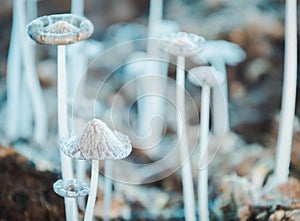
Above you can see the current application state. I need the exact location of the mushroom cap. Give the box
[27,13,94,45]
[160,32,206,57]
[192,40,246,66]
[53,179,89,198]
[188,66,225,87]
[61,119,132,160]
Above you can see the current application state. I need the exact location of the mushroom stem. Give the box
[138,0,164,140]
[274,0,297,185]
[18,0,47,144]
[57,45,78,221]
[211,58,229,135]
[104,160,113,221]
[198,84,210,221]
[76,160,87,211]
[71,0,84,16]
[84,160,99,221]
[19,83,32,138]
[6,0,22,142]
[176,55,196,221]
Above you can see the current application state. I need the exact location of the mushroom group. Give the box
[27,13,94,221]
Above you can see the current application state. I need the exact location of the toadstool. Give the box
[188,65,225,221]
[61,118,132,221]
[192,40,246,135]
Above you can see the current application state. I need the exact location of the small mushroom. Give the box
[61,119,131,160]
[188,66,225,221]
[61,118,132,221]
[160,31,206,221]
[188,66,225,88]
[161,32,205,57]
[53,178,89,198]
[192,40,246,135]
[27,13,93,45]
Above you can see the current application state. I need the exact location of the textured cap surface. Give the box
[160,32,205,57]
[61,119,132,160]
[27,13,94,45]
[53,179,89,198]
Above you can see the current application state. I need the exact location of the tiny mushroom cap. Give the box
[53,179,89,198]
[27,13,94,45]
[188,66,225,87]
[160,32,206,57]
[61,119,132,160]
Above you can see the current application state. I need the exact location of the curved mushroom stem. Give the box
[84,160,99,221]
[104,160,113,221]
[176,55,196,221]
[198,84,211,221]
[57,45,78,221]
[274,0,297,185]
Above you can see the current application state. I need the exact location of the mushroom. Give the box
[27,13,94,221]
[53,178,89,198]
[274,0,297,185]
[188,66,225,221]
[160,32,205,221]
[61,118,132,221]
[192,40,246,135]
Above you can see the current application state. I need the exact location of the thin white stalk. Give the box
[138,0,164,140]
[176,56,196,221]
[198,85,210,221]
[211,58,229,135]
[19,0,38,139]
[18,0,47,144]
[69,0,85,103]
[84,160,99,221]
[57,45,78,221]
[71,0,84,16]
[148,0,163,34]
[26,0,38,22]
[76,160,87,211]
[6,0,22,142]
[19,82,33,138]
[104,160,113,221]
[274,0,297,185]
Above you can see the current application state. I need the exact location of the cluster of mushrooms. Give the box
[27,14,132,221]
[9,0,296,220]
